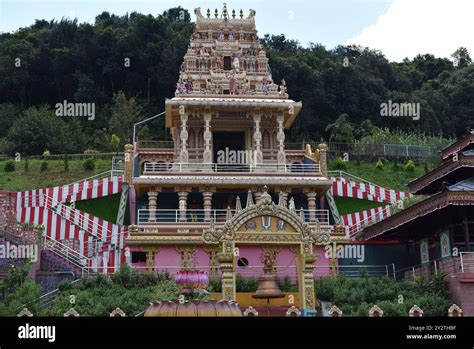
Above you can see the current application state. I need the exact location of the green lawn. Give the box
[0,158,112,191]
[328,158,440,191]
[334,197,385,216]
[74,193,121,223]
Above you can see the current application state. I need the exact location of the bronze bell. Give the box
[252,254,284,300]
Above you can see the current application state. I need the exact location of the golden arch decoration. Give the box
[202,187,329,310]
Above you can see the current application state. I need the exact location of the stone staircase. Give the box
[0,234,80,293]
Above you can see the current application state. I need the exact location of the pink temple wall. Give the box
[129,245,332,279]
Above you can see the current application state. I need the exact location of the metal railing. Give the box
[143,162,320,174]
[460,252,474,273]
[328,170,378,187]
[314,264,396,278]
[77,169,123,183]
[43,235,90,271]
[137,208,330,225]
[306,141,440,159]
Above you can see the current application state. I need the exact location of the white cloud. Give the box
[345,0,474,62]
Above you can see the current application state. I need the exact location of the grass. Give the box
[334,197,385,216]
[328,158,440,191]
[0,158,112,191]
[74,193,121,222]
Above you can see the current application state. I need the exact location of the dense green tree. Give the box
[0,8,472,155]
[6,106,79,155]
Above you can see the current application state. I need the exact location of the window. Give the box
[224,56,232,70]
[132,252,147,263]
[237,257,249,267]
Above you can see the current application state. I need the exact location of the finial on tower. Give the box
[223,3,228,20]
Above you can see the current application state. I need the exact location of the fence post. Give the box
[406,145,409,157]
[461,253,464,273]
[392,264,396,280]
[412,267,416,282]
[434,260,438,275]
[385,265,389,278]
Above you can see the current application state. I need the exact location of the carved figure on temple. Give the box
[229,31,235,41]
[262,79,270,94]
[218,30,224,41]
[185,80,193,93]
[228,72,236,94]
[279,79,287,96]
[233,56,240,70]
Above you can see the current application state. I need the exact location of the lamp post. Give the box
[132,111,166,145]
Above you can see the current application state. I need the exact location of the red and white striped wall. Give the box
[15,176,126,272]
[331,177,409,204]
[341,205,392,229]
[16,176,123,207]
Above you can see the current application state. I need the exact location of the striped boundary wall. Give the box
[341,205,392,229]
[331,177,409,204]
[17,176,123,207]
[330,177,410,238]
[15,176,127,273]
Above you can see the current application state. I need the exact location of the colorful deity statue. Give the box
[279,79,287,96]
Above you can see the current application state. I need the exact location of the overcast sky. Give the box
[0,0,473,62]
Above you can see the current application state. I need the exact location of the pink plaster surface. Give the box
[129,244,332,279]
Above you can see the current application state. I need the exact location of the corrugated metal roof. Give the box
[448,177,474,191]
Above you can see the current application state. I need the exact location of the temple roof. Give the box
[172,4,290,100]
[364,191,474,241]
[448,177,474,191]
[441,131,474,160]
[409,135,474,195]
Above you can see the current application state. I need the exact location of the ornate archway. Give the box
[203,188,330,310]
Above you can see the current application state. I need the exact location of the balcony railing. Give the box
[137,140,175,149]
[143,162,320,174]
[137,209,330,225]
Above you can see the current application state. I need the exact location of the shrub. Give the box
[64,154,69,172]
[83,158,96,171]
[40,161,48,171]
[334,157,347,170]
[405,160,415,172]
[375,159,383,170]
[235,274,259,292]
[208,277,222,293]
[424,162,429,174]
[4,160,15,172]
[42,149,50,157]
[392,161,400,171]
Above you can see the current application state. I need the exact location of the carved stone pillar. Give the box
[219,240,236,301]
[305,191,317,222]
[179,108,189,163]
[203,111,212,164]
[297,242,318,310]
[204,245,220,277]
[318,143,328,177]
[147,191,158,222]
[124,144,134,184]
[178,190,189,222]
[141,246,158,272]
[253,113,263,165]
[202,191,214,222]
[276,113,286,166]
